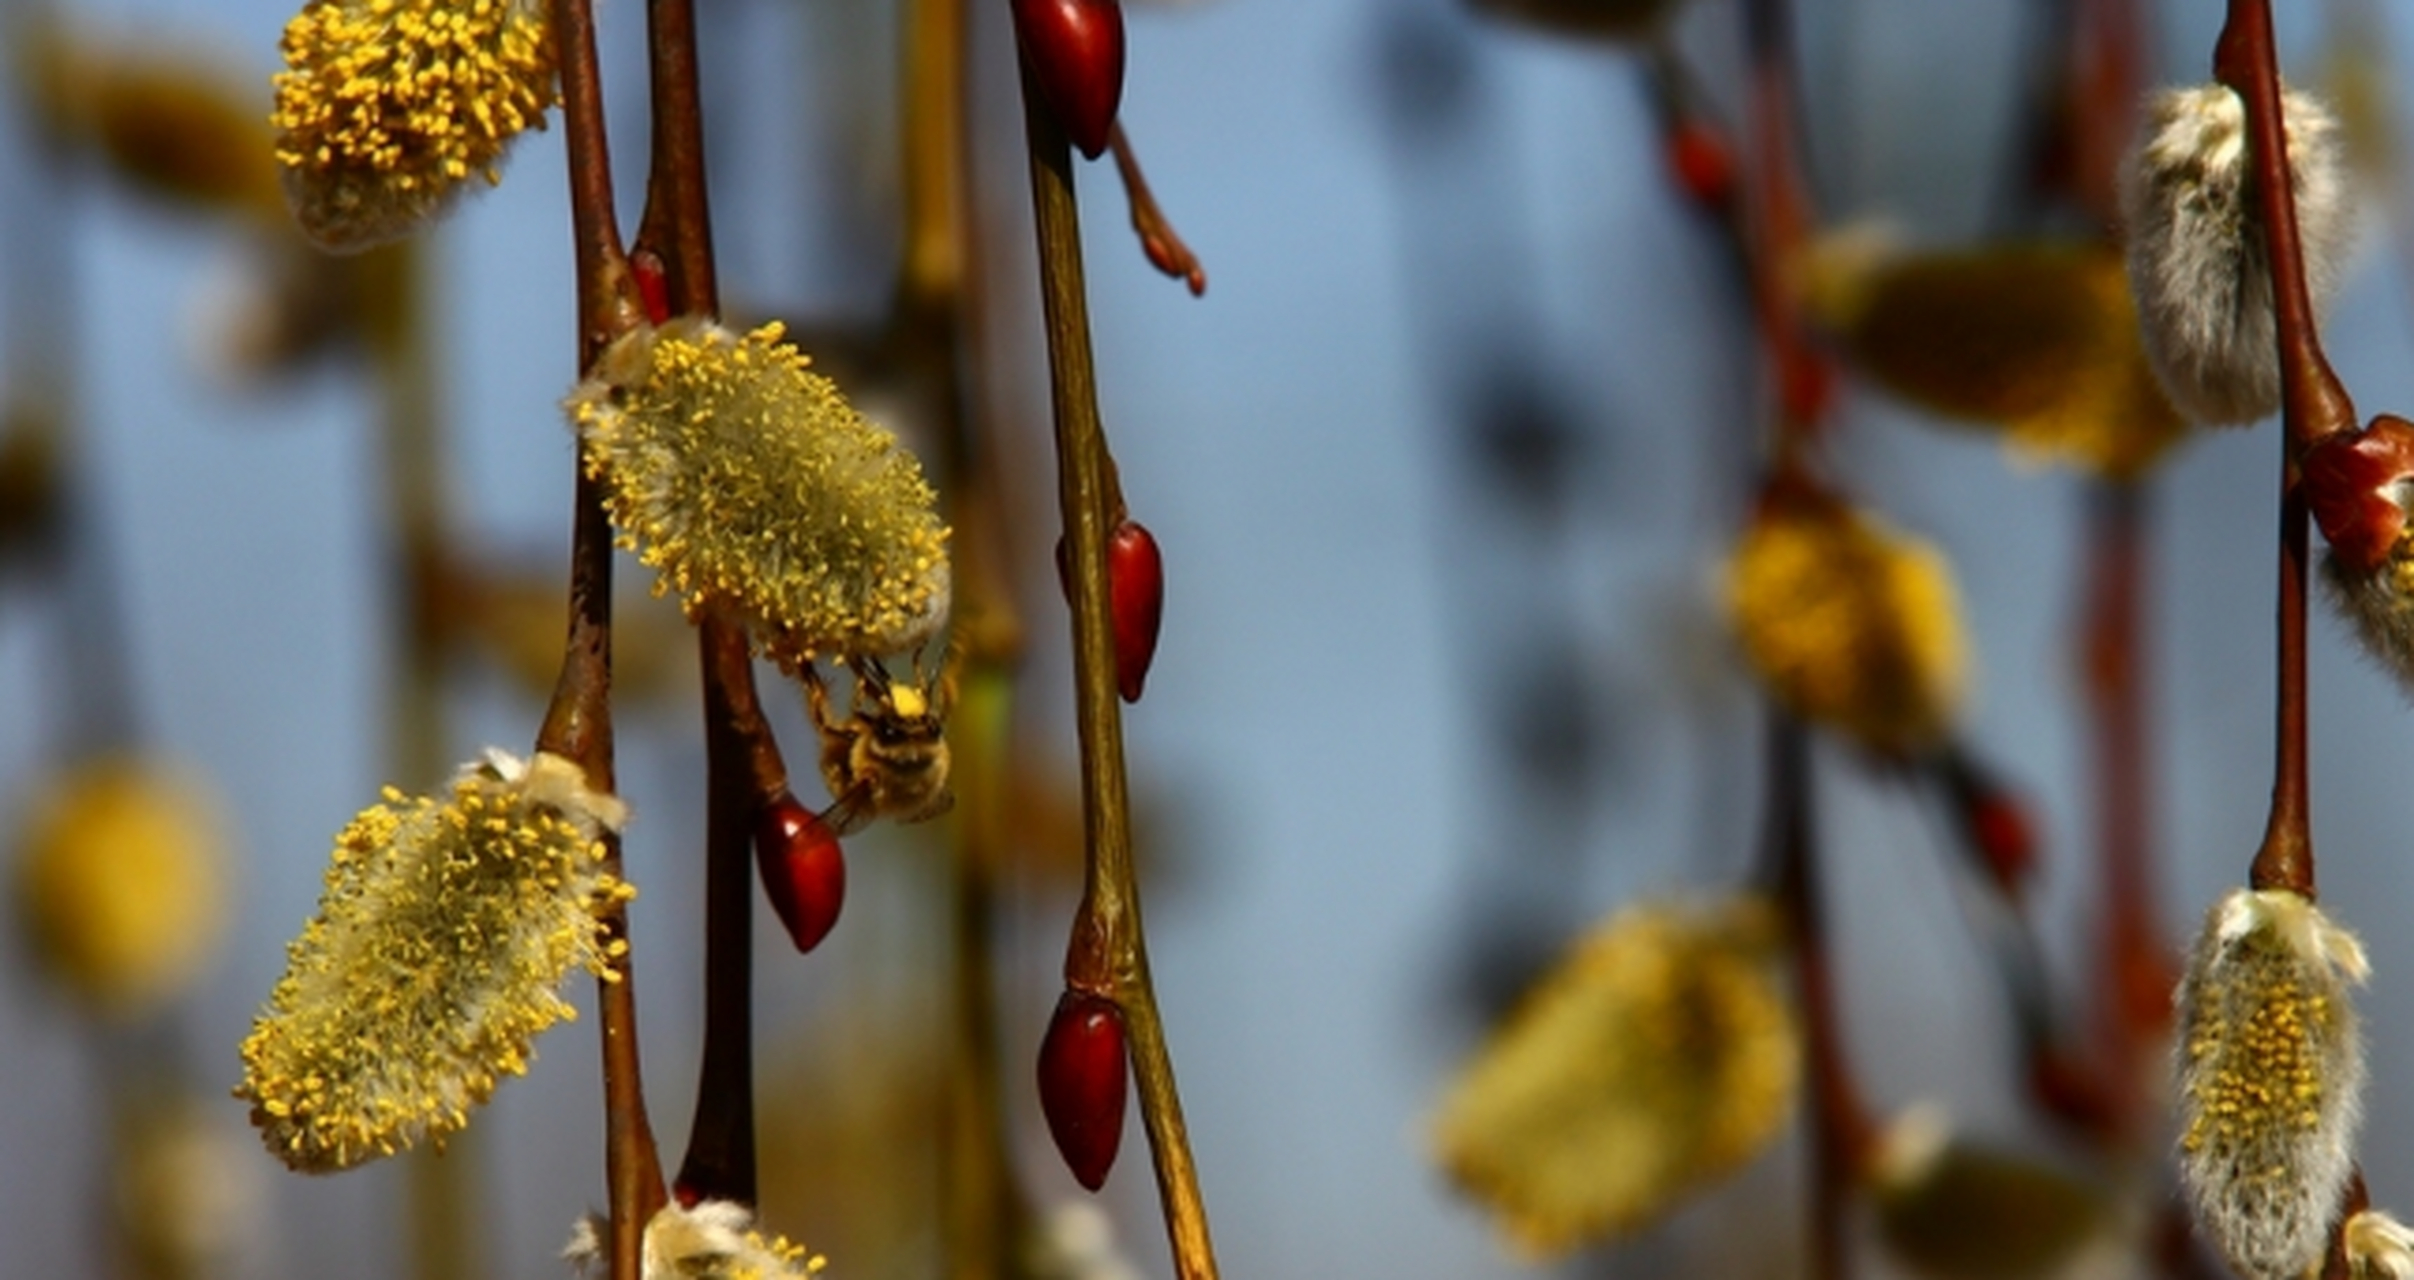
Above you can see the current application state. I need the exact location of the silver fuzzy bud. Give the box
[2121,84,2353,426]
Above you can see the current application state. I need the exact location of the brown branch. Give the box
[2213,0,2352,899]
[1019,60,1222,1280]
[1769,712,1871,1280]
[538,0,659,1271]
[623,0,786,1211]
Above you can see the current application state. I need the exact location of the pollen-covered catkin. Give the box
[2175,888,2369,1280]
[271,0,556,251]
[569,318,952,667]
[2121,83,2352,426]
[564,1200,826,1280]
[236,750,630,1172]
[2323,545,2414,696]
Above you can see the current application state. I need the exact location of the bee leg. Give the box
[802,661,842,734]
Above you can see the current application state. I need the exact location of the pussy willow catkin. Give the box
[271,0,556,251]
[569,318,952,667]
[2175,888,2369,1280]
[2121,83,2351,426]
[236,750,628,1172]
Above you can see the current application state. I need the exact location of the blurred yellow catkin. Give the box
[570,319,952,667]
[1726,490,1968,755]
[236,750,629,1172]
[12,757,229,1019]
[271,0,557,251]
[1806,236,2190,480]
[1430,897,1799,1258]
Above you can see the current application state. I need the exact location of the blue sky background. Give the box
[8,2,2414,1278]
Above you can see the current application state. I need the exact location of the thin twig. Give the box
[538,0,660,1270]
[1107,125,1206,296]
[2213,0,2353,898]
[1018,59,1222,1280]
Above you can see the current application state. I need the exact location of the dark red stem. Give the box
[538,0,659,1270]
[2213,0,2347,900]
[1770,713,1871,1280]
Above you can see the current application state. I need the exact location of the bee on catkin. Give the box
[271,0,557,251]
[2175,888,2369,1280]
[2121,83,2353,426]
[236,750,630,1172]
[569,319,952,668]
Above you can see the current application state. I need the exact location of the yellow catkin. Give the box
[12,757,229,1019]
[566,1201,828,1280]
[1430,897,1799,1259]
[569,318,953,667]
[1726,492,1968,754]
[235,750,630,1172]
[270,0,556,251]
[2175,888,2368,1280]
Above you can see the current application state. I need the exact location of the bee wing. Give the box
[904,787,956,826]
[816,785,879,838]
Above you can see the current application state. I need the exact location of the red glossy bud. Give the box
[1012,0,1126,160]
[1037,989,1128,1191]
[631,248,673,325]
[1056,520,1166,703]
[754,792,845,953]
[1106,521,1164,702]
[2301,414,2414,574]
[1664,119,1735,213]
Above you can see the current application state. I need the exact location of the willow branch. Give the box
[1019,63,1222,1280]
[1769,712,1870,1280]
[539,0,659,1270]
[2214,0,2351,899]
[622,0,784,1210]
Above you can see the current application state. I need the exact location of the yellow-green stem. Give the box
[1017,57,1222,1280]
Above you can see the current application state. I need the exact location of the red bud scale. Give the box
[1012,0,1126,160]
[1038,989,1129,1191]
[2302,414,2414,574]
[754,791,845,953]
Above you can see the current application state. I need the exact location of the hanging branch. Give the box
[1017,59,1223,1280]
[1767,713,1873,1280]
[623,0,787,1211]
[2213,0,2357,899]
[537,0,661,1271]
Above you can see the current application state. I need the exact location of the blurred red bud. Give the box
[754,792,845,953]
[1664,119,1736,212]
[1013,0,1125,159]
[1038,989,1129,1191]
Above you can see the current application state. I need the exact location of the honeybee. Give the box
[802,652,954,835]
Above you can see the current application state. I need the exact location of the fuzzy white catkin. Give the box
[2322,548,2414,696]
[2174,888,2369,1280]
[2121,83,2354,426]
